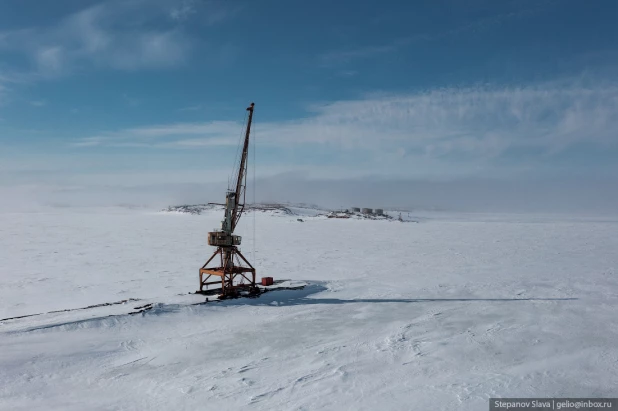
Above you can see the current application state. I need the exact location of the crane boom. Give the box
[231,102,254,232]
[208,103,255,247]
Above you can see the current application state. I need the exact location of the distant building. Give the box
[375,208,384,215]
[361,208,373,214]
[350,207,361,213]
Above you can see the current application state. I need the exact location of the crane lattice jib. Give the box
[230,102,254,233]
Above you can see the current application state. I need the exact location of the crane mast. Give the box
[221,102,254,237]
[199,103,257,298]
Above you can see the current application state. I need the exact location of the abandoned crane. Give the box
[199,103,258,297]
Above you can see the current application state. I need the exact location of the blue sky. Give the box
[1,0,617,209]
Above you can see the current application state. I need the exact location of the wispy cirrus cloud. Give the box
[0,70,33,106]
[0,0,234,79]
[0,2,187,75]
[71,79,618,160]
[70,120,245,147]
[170,0,198,21]
[170,0,236,24]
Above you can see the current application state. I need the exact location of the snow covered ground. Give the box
[1,206,617,410]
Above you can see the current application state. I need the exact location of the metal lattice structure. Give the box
[199,103,258,298]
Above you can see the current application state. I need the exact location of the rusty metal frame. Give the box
[199,246,256,297]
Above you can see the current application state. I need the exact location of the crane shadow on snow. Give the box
[8,282,576,334]
[217,282,577,308]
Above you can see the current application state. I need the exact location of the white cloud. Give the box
[170,0,197,21]
[34,46,65,73]
[130,121,241,137]
[71,120,245,147]
[159,137,241,147]
[60,1,192,71]
[72,79,618,158]
[0,0,233,76]
[0,71,29,106]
